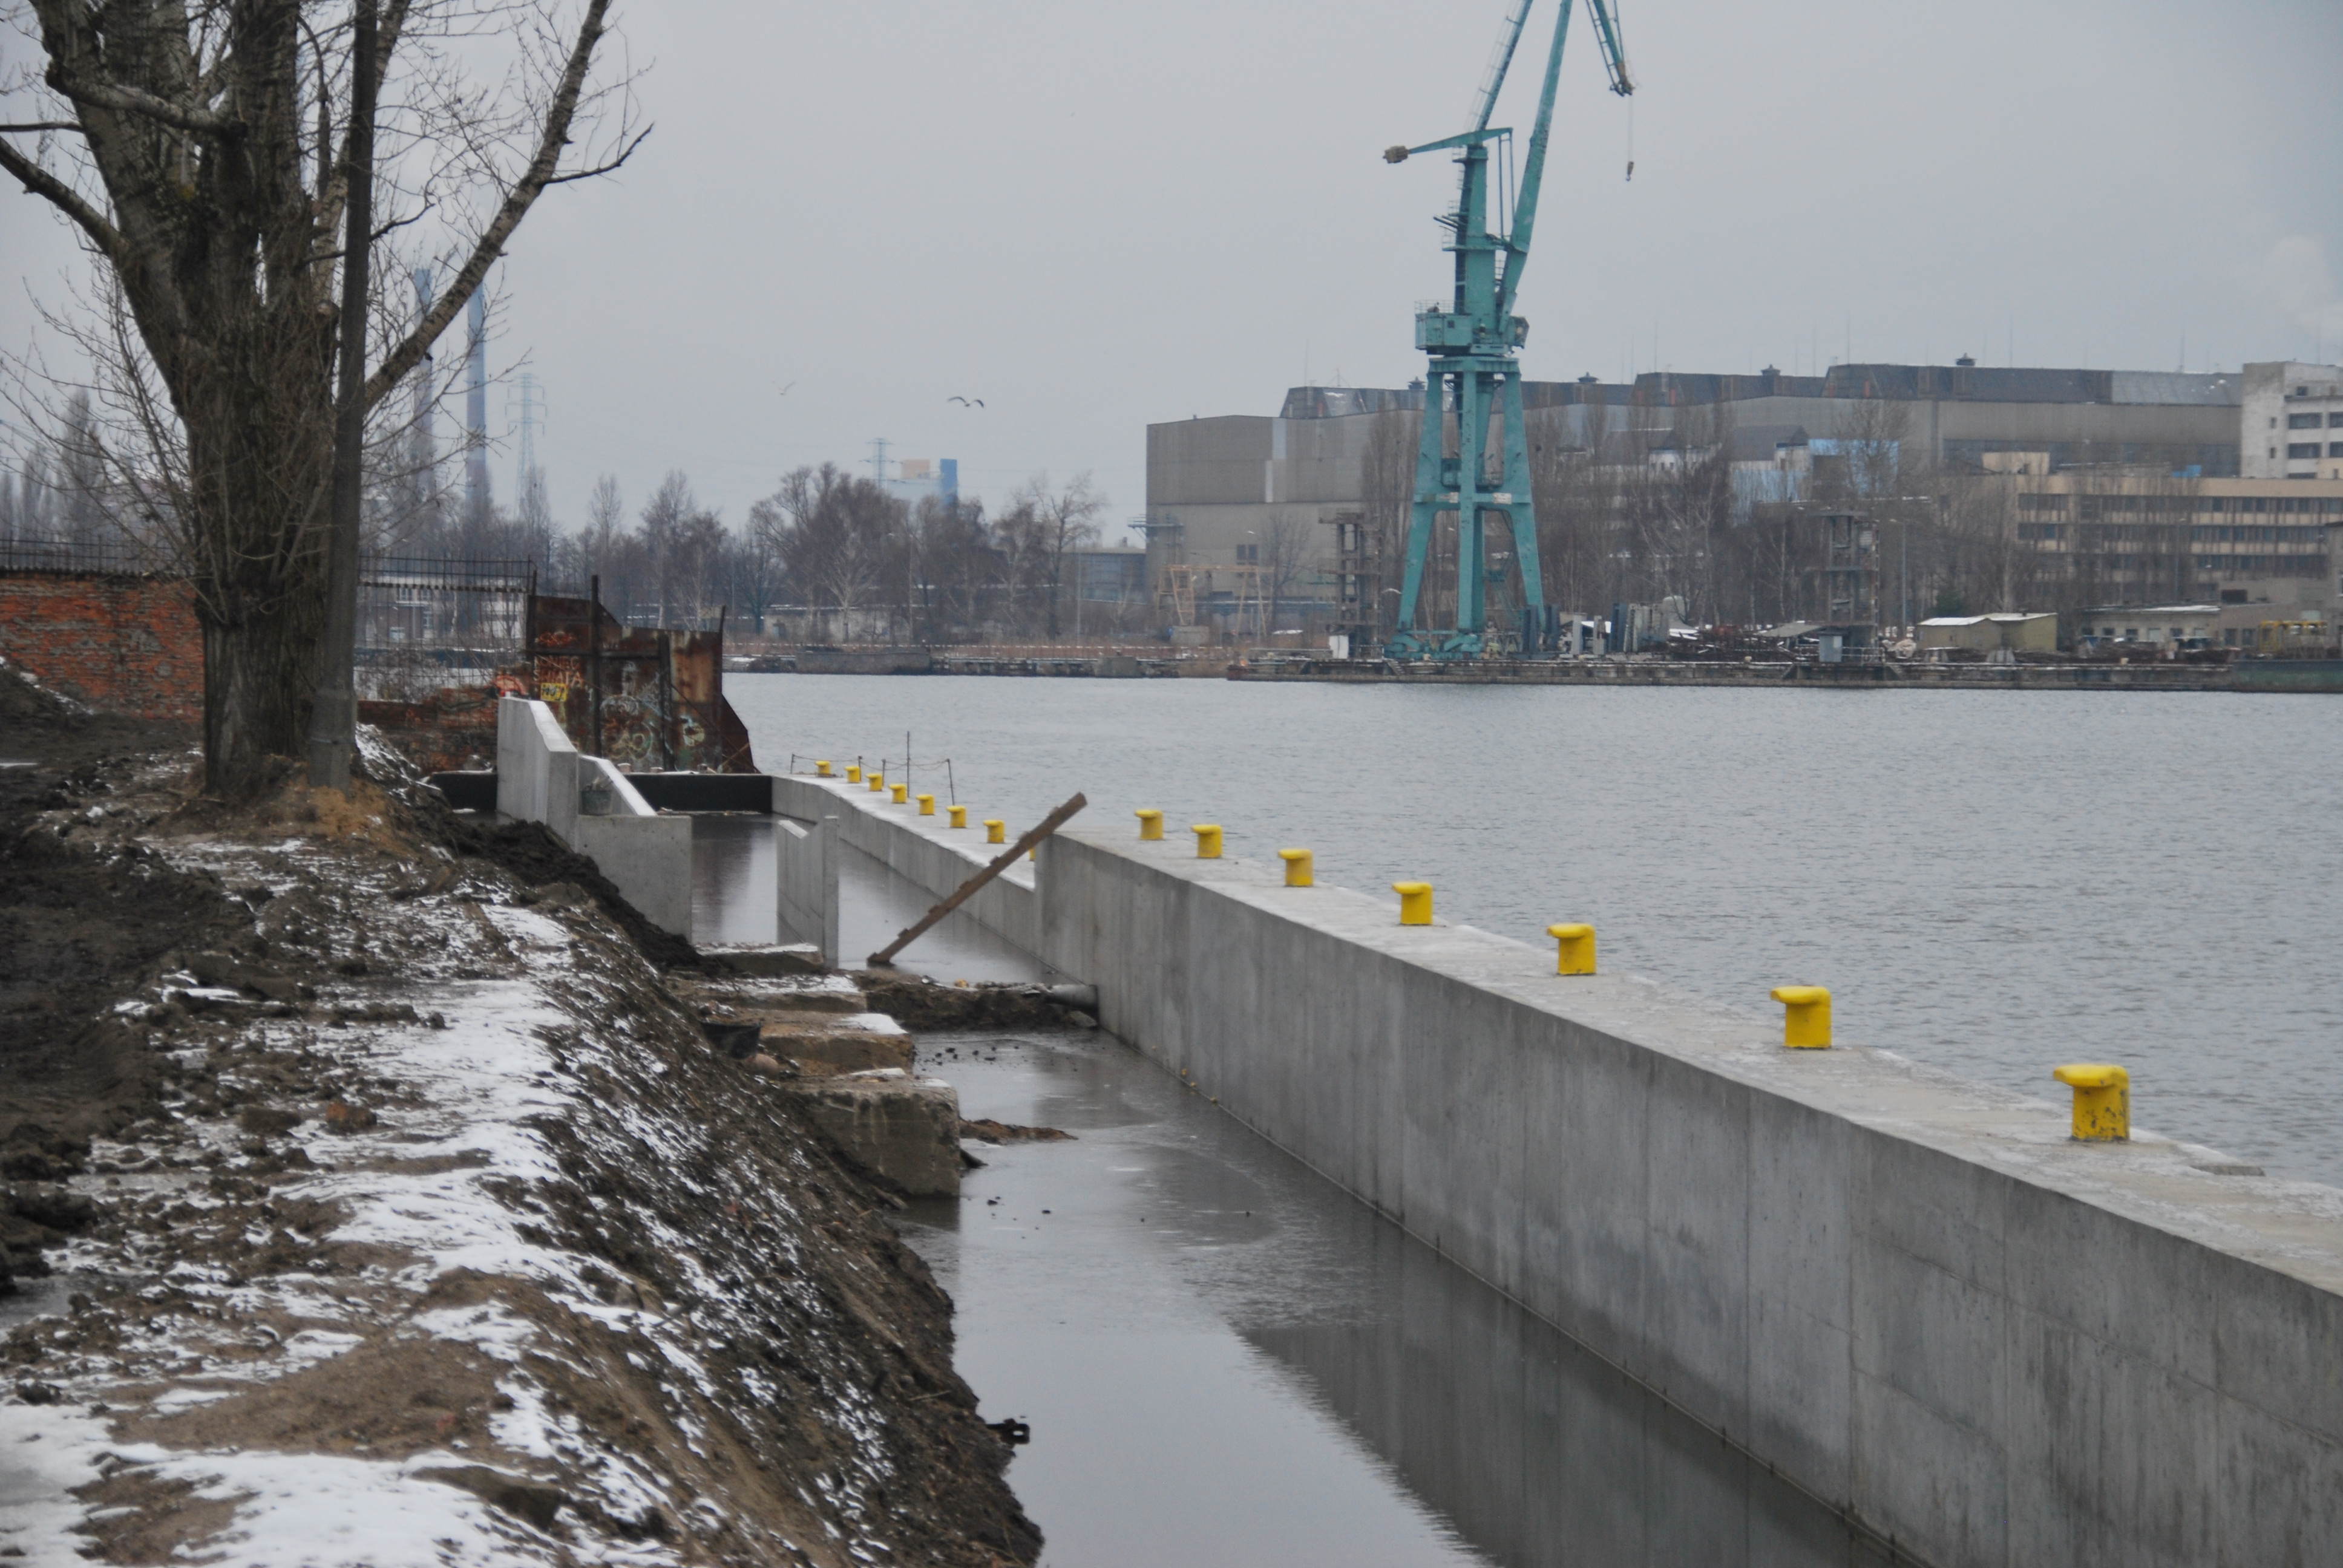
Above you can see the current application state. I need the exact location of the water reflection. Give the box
[829,841,1049,984]
[687,814,1046,979]
[689,815,776,946]
[904,1033,1883,1567]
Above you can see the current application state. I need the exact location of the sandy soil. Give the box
[0,667,1039,1566]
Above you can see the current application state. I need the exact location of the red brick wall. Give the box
[0,572,203,724]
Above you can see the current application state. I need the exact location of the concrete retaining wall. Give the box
[776,815,840,966]
[1035,829,2343,1567]
[771,775,1038,957]
[496,697,693,937]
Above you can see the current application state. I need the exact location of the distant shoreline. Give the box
[738,651,2343,692]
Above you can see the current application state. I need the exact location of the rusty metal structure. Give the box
[522,587,756,773]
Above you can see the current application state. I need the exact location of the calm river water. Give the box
[902,1030,1886,1568]
[731,673,2343,1187]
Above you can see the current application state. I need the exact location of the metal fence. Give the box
[0,534,158,576]
[358,556,533,651]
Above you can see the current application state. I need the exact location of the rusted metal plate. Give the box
[522,595,755,773]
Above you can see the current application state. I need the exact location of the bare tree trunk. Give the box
[2,0,633,798]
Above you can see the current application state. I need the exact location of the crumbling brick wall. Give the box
[357,680,513,773]
[0,571,203,723]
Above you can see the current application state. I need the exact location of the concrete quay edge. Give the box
[1059,827,2343,1296]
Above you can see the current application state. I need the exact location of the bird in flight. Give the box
[947,395,985,408]
[776,381,795,399]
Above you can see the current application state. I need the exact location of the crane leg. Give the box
[1504,371,1544,612]
[1390,375,1448,652]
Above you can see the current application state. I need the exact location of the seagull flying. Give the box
[947,396,985,408]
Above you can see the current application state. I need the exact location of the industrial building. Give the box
[1916,612,2058,654]
[2241,361,2343,480]
[1998,470,2343,614]
[1146,359,2334,636]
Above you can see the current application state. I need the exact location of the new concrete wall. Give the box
[1035,829,2343,1568]
[771,775,1038,956]
[776,814,840,966]
[496,697,692,938]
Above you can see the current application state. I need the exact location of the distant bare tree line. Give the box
[376,462,1111,641]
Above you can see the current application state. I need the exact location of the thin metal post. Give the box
[589,573,604,757]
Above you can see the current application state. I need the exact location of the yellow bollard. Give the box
[1393,881,1432,925]
[1770,986,1832,1048]
[948,805,968,829]
[1191,824,1222,858]
[1547,923,1596,975]
[845,765,862,783]
[917,792,934,816]
[985,818,1006,844]
[868,771,885,792]
[815,760,833,777]
[1278,848,1314,887]
[890,782,908,805]
[2053,1063,2130,1141]
[1135,808,1164,841]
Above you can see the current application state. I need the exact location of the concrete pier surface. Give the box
[776,760,2343,1567]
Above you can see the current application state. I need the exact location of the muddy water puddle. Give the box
[903,1032,1886,1568]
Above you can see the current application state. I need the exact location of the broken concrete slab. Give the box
[777,1071,960,1197]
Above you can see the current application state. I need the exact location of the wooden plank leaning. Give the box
[867,792,1087,967]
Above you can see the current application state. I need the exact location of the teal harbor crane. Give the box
[1384,0,1632,659]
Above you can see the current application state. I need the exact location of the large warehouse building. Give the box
[1145,360,2338,633]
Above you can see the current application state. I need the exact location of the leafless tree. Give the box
[752,463,900,641]
[905,494,996,642]
[995,472,1104,639]
[1256,508,1315,630]
[1357,407,1417,641]
[0,1,642,795]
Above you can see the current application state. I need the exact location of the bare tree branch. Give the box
[42,65,230,137]
[0,122,80,134]
[542,124,649,185]
[0,137,132,272]
[364,0,622,409]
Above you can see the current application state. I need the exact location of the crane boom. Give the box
[1469,0,1535,131]
[1497,0,1631,323]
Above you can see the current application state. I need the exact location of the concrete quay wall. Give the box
[494,697,693,937]
[775,815,840,966]
[1035,828,2343,1567]
[770,774,1040,958]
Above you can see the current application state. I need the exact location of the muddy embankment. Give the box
[0,661,1039,1566]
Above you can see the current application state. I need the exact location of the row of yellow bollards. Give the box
[816,761,1007,853]
[819,766,2131,1147]
[1127,802,2131,1143]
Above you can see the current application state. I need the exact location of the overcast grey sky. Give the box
[7,0,2341,538]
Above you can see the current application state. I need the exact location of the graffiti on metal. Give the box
[524,595,756,772]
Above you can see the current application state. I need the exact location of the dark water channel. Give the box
[900,1031,1886,1568]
